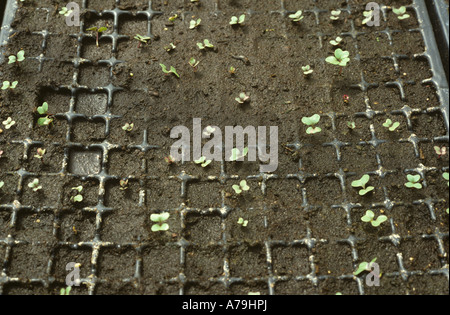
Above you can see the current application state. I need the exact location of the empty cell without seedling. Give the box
[68,149,102,175]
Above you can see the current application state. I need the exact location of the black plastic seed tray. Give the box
[0,0,449,296]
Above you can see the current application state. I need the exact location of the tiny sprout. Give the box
[326,48,350,67]
[28,178,42,192]
[347,121,356,130]
[164,43,176,52]
[37,102,54,126]
[189,18,202,29]
[168,14,178,22]
[122,123,134,132]
[330,9,342,21]
[119,179,129,191]
[392,6,410,20]
[60,286,72,295]
[8,50,25,64]
[34,148,46,160]
[160,64,180,78]
[434,146,447,159]
[203,126,216,137]
[330,36,343,46]
[289,10,304,22]
[70,186,83,203]
[197,39,214,50]
[0,181,4,189]
[2,117,16,130]
[189,58,200,71]
[134,34,151,48]
[354,258,377,276]
[301,114,321,134]
[2,81,18,90]
[59,7,72,17]
[229,66,236,74]
[230,148,249,161]
[362,10,374,25]
[361,210,388,227]
[194,156,212,168]
[237,217,249,227]
[343,94,350,103]
[383,119,400,132]
[87,26,108,47]
[351,174,375,196]
[302,65,314,76]
[165,155,176,165]
[405,174,422,189]
[235,92,250,104]
[150,213,170,232]
[233,180,250,194]
[230,14,246,25]
[443,172,449,187]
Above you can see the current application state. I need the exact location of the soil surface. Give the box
[0,0,448,295]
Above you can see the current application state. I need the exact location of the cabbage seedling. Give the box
[34,148,46,161]
[122,123,134,132]
[229,66,236,74]
[197,39,214,50]
[347,121,356,130]
[233,180,250,194]
[289,10,304,22]
[87,26,108,47]
[362,10,374,25]
[230,148,249,161]
[443,172,449,186]
[392,6,410,20]
[2,117,16,130]
[150,213,170,232]
[351,174,375,196]
[235,92,250,104]
[302,65,314,76]
[361,210,388,227]
[165,155,176,165]
[60,286,72,295]
[237,217,249,227]
[70,186,83,203]
[134,34,151,48]
[190,19,201,29]
[330,10,341,21]
[2,81,18,90]
[37,102,54,126]
[301,114,322,134]
[405,174,422,189]
[194,156,212,168]
[230,14,245,25]
[330,36,343,46]
[164,43,176,52]
[8,50,25,64]
[119,179,129,191]
[382,119,400,131]
[326,49,350,70]
[28,178,42,192]
[160,64,180,78]
[354,258,377,276]
[189,58,200,72]
[59,7,72,17]
[434,146,447,159]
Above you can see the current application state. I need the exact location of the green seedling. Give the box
[392,6,410,20]
[2,81,18,90]
[119,179,129,191]
[164,155,176,165]
[168,14,178,22]
[230,14,246,25]
[134,34,151,48]
[362,10,374,25]
[330,36,343,46]
[197,39,214,50]
[443,172,449,186]
[2,117,16,130]
[194,156,212,168]
[289,10,304,22]
[0,181,4,189]
[28,178,42,192]
[203,126,216,137]
[164,43,176,52]
[326,49,350,73]
[8,50,25,64]
[59,7,72,17]
[60,286,72,295]
[189,18,201,29]
[70,186,83,203]
[383,119,400,132]
[361,210,388,227]
[330,9,342,21]
[87,26,108,47]
[229,66,236,74]
[347,121,356,130]
[351,174,375,196]
[233,180,250,194]
[354,258,377,276]
[189,57,200,72]
[150,213,170,232]
[405,174,422,189]
[301,114,322,134]
[230,148,249,161]
[160,64,180,78]
[122,123,134,132]
[302,65,314,76]
[434,146,447,159]
[235,92,250,104]
[237,217,249,227]
[34,148,46,161]
[37,102,54,126]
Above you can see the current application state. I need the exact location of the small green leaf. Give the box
[407,174,421,183]
[98,27,108,33]
[354,262,368,276]
[233,185,242,194]
[37,102,49,115]
[361,210,375,222]
[8,56,16,64]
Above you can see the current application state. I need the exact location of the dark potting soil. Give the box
[0,0,448,295]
